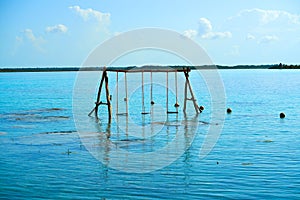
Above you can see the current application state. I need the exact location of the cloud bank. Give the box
[69,5,110,23]
[46,24,68,33]
[22,29,45,52]
[183,18,232,40]
[259,35,279,43]
[236,8,300,25]
[183,29,198,39]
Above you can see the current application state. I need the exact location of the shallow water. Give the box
[0,70,299,199]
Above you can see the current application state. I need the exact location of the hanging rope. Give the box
[166,72,169,112]
[142,72,145,113]
[166,71,178,114]
[116,72,128,116]
[125,72,128,115]
[150,72,154,105]
[141,72,149,114]
[174,71,180,108]
[116,72,119,114]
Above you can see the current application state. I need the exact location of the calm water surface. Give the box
[0,70,299,199]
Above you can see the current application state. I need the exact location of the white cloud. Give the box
[21,29,46,52]
[202,31,232,40]
[233,8,300,25]
[246,34,256,40]
[24,29,36,41]
[69,5,110,23]
[198,18,232,40]
[198,18,212,35]
[183,29,198,39]
[46,24,68,33]
[259,35,279,44]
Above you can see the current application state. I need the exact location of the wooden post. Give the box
[104,71,112,123]
[187,75,199,114]
[89,70,106,118]
[183,70,199,114]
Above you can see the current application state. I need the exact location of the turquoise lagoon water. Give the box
[0,70,299,199]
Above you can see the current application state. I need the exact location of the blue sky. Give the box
[1,0,299,66]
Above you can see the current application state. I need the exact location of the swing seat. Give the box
[167,111,178,114]
[141,112,150,115]
[116,113,128,116]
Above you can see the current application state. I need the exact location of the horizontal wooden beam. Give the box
[103,66,194,73]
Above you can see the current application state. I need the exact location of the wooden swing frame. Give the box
[88,66,199,123]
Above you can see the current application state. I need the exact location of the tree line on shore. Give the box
[0,63,299,72]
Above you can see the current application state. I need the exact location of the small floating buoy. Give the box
[227,108,232,114]
[151,101,155,105]
[280,112,285,118]
[174,102,180,107]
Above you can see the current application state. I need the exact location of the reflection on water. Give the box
[84,112,203,194]
[79,111,204,173]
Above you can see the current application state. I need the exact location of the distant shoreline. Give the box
[0,64,299,73]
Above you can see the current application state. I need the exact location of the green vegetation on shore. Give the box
[268,63,300,69]
[0,64,299,73]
